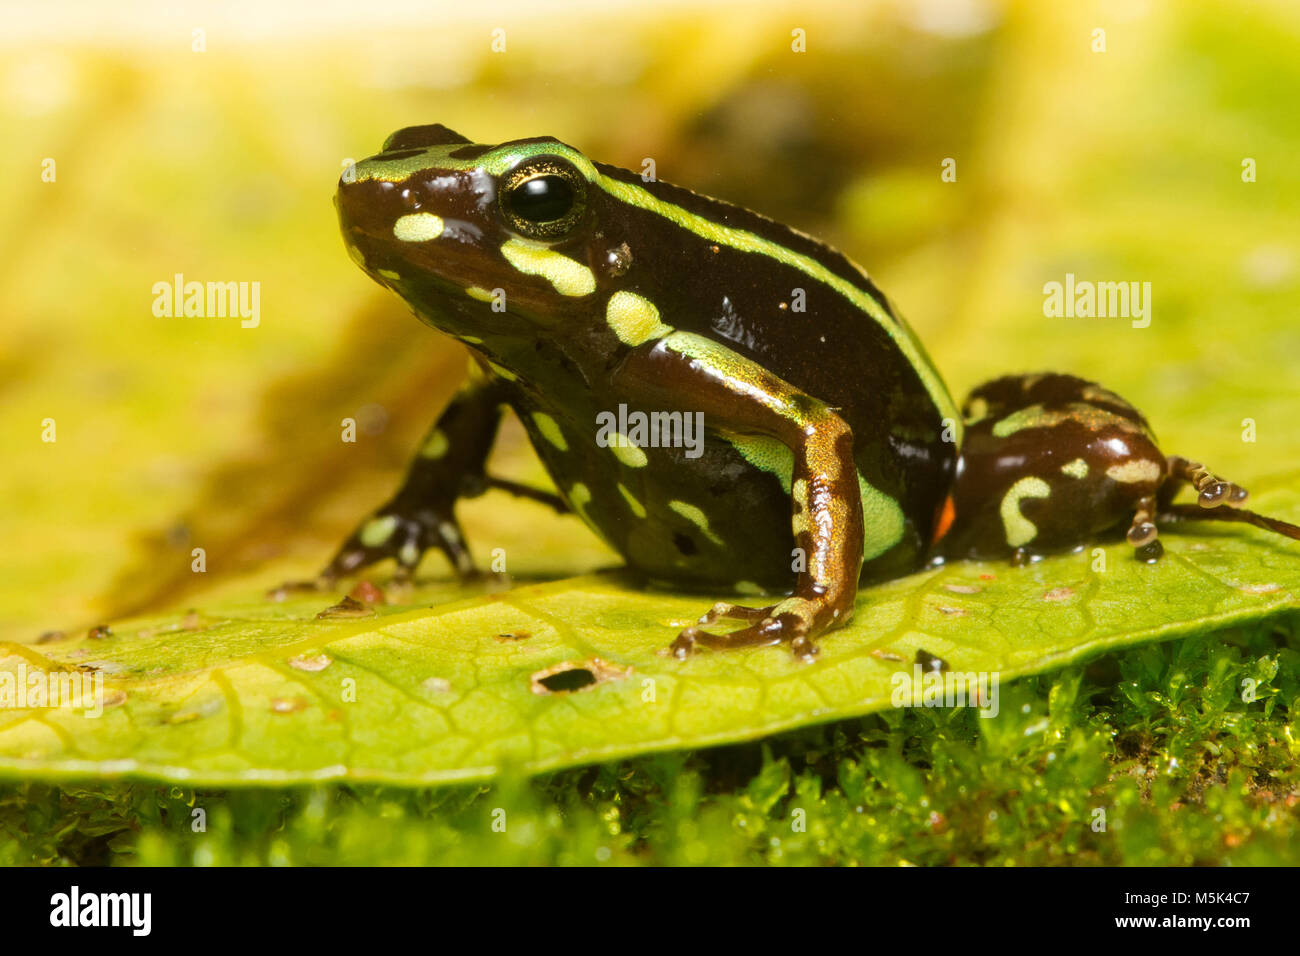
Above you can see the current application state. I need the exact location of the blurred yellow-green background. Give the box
[3,0,1298,643]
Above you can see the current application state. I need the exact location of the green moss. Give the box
[3,617,1297,866]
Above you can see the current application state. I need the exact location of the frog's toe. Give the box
[670,601,820,662]
[320,508,475,583]
[697,601,774,626]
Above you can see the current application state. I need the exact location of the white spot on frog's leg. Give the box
[609,432,648,468]
[617,483,646,518]
[420,429,449,459]
[606,290,672,346]
[1000,476,1051,548]
[393,212,445,242]
[1061,458,1089,479]
[399,541,420,566]
[501,238,596,296]
[1106,459,1163,484]
[669,500,723,545]
[360,515,398,547]
[531,412,568,451]
[437,521,460,546]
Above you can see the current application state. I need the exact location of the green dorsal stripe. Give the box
[351,140,961,440]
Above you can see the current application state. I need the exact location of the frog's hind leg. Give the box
[1147,455,1300,548]
[1125,493,1164,562]
[1159,455,1250,511]
[1125,457,1253,564]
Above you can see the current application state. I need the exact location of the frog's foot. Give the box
[1162,456,1250,511]
[671,596,833,663]
[317,505,474,587]
[1125,493,1165,563]
[1133,459,1253,563]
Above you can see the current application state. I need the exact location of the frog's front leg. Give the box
[617,332,864,662]
[304,369,565,589]
[311,375,510,587]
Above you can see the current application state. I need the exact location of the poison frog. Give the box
[315,124,1300,660]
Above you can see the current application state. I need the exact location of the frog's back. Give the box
[591,162,958,575]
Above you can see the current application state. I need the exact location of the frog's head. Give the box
[337,124,608,339]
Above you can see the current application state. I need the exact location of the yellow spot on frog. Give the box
[1000,476,1051,548]
[420,429,449,459]
[487,361,518,381]
[393,212,445,242]
[609,432,648,468]
[465,285,495,303]
[501,238,595,296]
[1061,458,1089,479]
[617,483,646,518]
[727,434,793,493]
[1106,459,1162,484]
[605,291,673,346]
[569,483,593,522]
[377,268,401,281]
[669,500,722,545]
[360,515,398,547]
[532,412,568,452]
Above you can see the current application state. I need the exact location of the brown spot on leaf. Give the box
[870,648,904,662]
[530,658,631,695]
[915,648,949,673]
[88,625,112,640]
[1238,583,1282,595]
[1043,587,1075,602]
[289,653,332,672]
[494,630,531,643]
[101,689,128,709]
[316,596,375,620]
[943,583,981,594]
[271,697,309,714]
[36,630,67,644]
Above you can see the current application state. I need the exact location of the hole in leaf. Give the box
[530,658,631,695]
[538,667,597,693]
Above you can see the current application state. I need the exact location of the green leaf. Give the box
[3,489,1298,786]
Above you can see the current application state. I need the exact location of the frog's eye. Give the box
[500,157,587,240]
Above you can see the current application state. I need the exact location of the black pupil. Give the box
[510,175,574,222]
